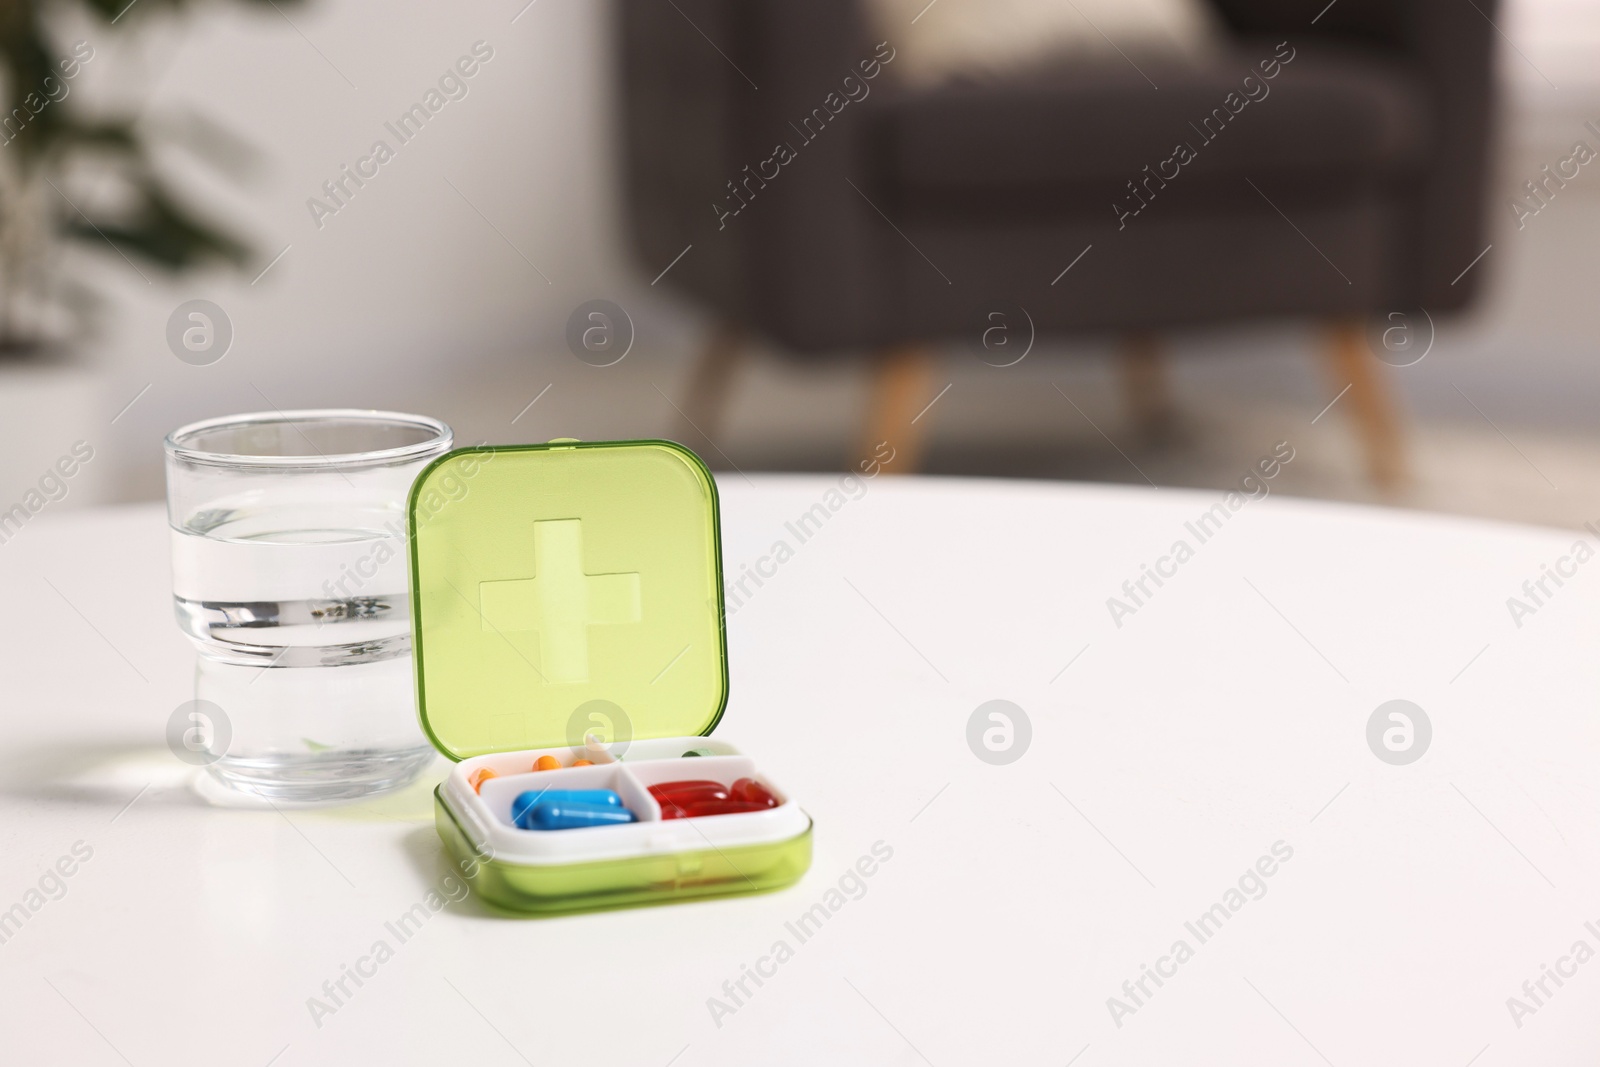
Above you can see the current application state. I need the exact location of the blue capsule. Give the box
[517,800,637,831]
[510,789,623,827]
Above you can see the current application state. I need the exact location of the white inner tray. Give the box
[442,736,810,865]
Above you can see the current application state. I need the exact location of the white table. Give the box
[2,476,1597,1066]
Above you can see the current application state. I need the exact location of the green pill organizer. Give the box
[407,439,812,914]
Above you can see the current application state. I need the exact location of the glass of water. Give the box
[164,410,452,800]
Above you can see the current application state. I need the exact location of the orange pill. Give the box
[468,767,498,793]
[571,759,594,767]
[533,755,562,771]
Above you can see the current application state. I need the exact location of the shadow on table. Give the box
[394,824,535,921]
[0,740,446,821]
[0,740,199,814]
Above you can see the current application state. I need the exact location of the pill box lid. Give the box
[406,440,728,761]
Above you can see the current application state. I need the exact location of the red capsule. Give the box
[673,799,773,819]
[730,778,779,807]
[648,780,730,805]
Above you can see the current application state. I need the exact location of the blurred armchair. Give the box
[617,0,1498,484]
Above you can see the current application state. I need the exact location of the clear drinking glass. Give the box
[164,410,452,800]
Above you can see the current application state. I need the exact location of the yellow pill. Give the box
[533,755,562,771]
[468,767,497,793]
[571,759,594,767]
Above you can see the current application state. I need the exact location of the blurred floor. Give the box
[434,332,1600,535]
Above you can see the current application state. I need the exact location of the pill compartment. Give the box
[437,740,812,913]
[476,763,660,829]
[621,753,788,816]
[411,441,813,915]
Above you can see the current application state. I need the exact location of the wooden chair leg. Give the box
[1118,331,1174,439]
[1326,319,1406,491]
[858,343,938,474]
[677,322,744,448]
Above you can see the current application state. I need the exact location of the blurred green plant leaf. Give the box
[0,0,298,348]
[60,172,250,269]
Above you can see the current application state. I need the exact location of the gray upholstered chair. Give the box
[618,0,1498,484]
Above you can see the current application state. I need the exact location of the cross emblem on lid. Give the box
[477,518,642,684]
